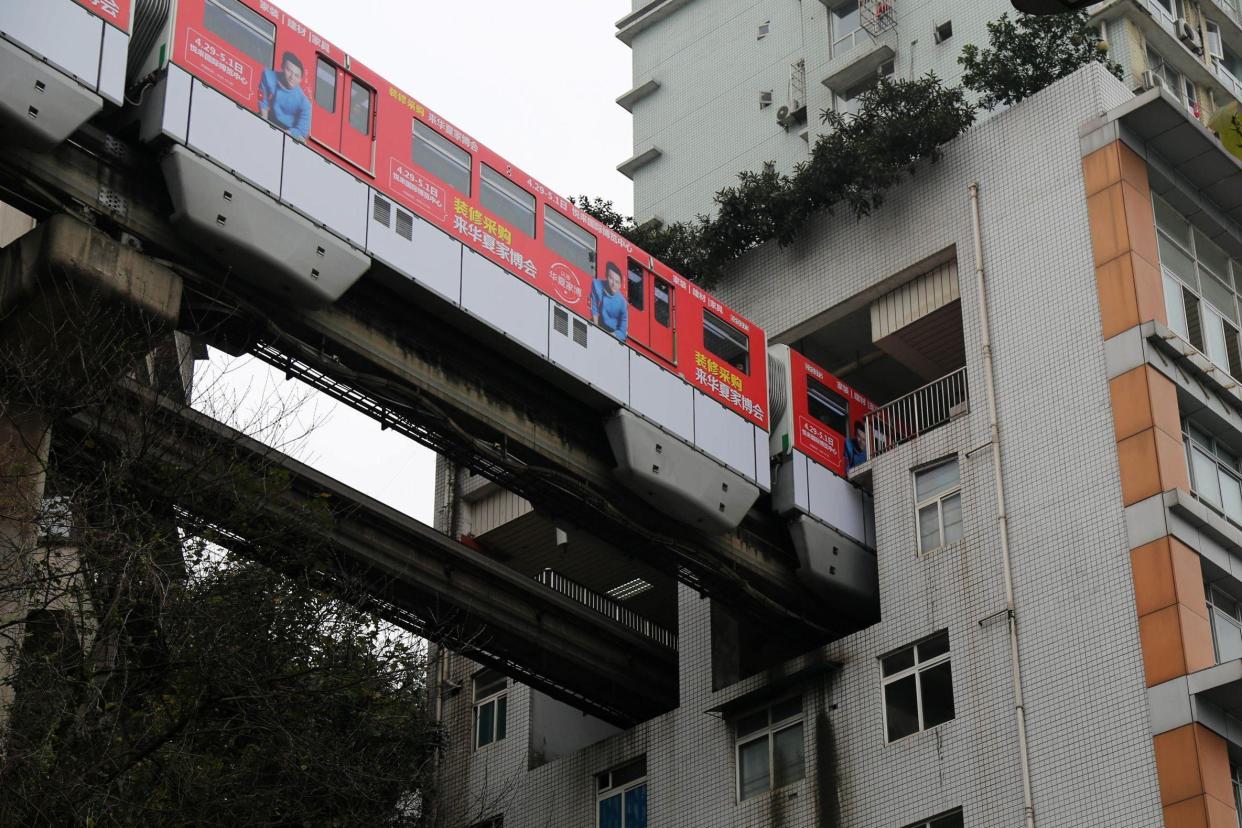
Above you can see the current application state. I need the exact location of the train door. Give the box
[625,260,676,363]
[310,56,375,172]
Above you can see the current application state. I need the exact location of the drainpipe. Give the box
[969,183,1037,828]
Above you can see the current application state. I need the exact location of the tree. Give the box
[959,10,1123,110]
[0,269,443,825]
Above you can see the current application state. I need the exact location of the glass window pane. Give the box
[738,737,770,799]
[413,119,472,196]
[941,493,963,546]
[1192,447,1223,506]
[1201,271,1238,323]
[654,279,672,327]
[476,701,494,747]
[1165,273,1188,339]
[703,310,751,374]
[1205,306,1230,370]
[930,811,965,828]
[627,263,645,310]
[1159,234,1198,288]
[598,793,622,828]
[315,58,336,112]
[1197,230,1233,284]
[772,723,805,787]
[920,661,956,729]
[204,0,276,67]
[1153,195,1191,247]
[918,631,950,662]
[348,80,371,135]
[831,0,860,46]
[884,675,919,741]
[496,695,507,741]
[474,669,506,699]
[1215,613,1242,661]
[807,378,848,434]
[915,461,959,501]
[918,503,941,552]
[625,783,647,828]
[1222,470,1242,524]
[1214,586,1239,617]
[545,208,597,276]
[612,757,646,787]
[882,646,915,676]
[480,164,536,239]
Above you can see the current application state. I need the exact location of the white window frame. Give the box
[472,669,508,750]
[829,0,863,56]
[881,631,955,743]
[902,809,965,828]
[595,757,647,828]
[734,696,805,801]
[914,458,962,555]
[1207,584,1242,664]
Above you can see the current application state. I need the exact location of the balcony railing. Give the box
[535,569,677,650]
[862,366,969,460]
[1214,59,1242,102]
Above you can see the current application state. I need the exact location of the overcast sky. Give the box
[197,1,634,525]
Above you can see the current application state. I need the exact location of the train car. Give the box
[124,0,770,531]
[0,0,132,147]
[767,345,878,607]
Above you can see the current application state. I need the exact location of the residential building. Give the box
[429,3,1242,827]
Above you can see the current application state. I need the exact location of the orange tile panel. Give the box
[1082,143,1122,197]
[1111,367,1154,442]
[1180,605,1216,675]
[1170,538,1208,620]
[1140,605,1190,686]
[1130,537,1177,617]
[1117,429,1162,506]
[1165,795,1211,828]
[1088,184,1131,268]
[1194,724,1233,805]
[1147,365,1181,441]
[1155,428,1191,495]
[1123,179,1160,267]
[1155,725,1204,805]
[1119,142,1151,191]
[1096,255,1141,339]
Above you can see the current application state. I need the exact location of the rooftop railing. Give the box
[862,366,969,460]
[536,568,677,651]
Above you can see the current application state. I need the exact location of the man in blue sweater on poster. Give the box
[259,52,311,141]
[590,263,628,342]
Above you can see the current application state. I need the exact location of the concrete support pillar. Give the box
[0,212,181,747]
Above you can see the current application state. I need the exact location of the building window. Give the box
[473,668,507,749]
[736,696,804,800]
[903,809,965,828]
[834,60,894,117]
[413,119,472,197]
[480,164,536,239]
[914,459,962,554]
[882,631,955,742]
[1184,420,1242,526]
[829,0,862,56]
[807,377,848,435]
[1233,763,1242,815]
[597,756,647,828]
[1208,585,1242,663]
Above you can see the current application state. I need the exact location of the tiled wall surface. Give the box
[433,66,1174,827]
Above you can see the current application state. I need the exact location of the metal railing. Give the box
[536,569,677,650]
[862,366,969,460]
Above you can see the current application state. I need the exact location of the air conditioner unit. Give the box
[1177,19,1203,52]
[1140,70,1165,91]
[776,101,807,128]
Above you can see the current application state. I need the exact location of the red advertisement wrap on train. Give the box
[72,0,133,31]
[788,348,875,476]
[170,0,769,430]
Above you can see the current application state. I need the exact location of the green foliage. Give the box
[959,10,1123,110]
[578,11,1115,287]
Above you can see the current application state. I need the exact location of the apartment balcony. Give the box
[536,568,677,650]
[1214,58,1242,101]
[860,366,970,460]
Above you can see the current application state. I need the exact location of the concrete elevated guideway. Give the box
[0,127,855,646]
[0,213,675,726]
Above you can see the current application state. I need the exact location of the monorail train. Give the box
[0,0,879,600]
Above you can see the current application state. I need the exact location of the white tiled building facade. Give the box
[431,1,1242,826]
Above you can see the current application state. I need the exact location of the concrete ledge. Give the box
[617,78,660,112]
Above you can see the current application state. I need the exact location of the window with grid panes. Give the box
[472,668,507,750]
[596,756,647,828]
[735,696,804,800]
[914,459,962,554]
[1183,420,1242,526]
[1155,194,1242,381]
[882,631,955,741]
[1208,585,1242,664]
[902,809,965,828]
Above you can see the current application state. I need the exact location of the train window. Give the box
[545,208,597,276]
[348,79,372,135]
[627,262,645,310]
[315,58,336,112]
[654,279,672,327]
[413,119,472,196]
[480,164,536,238]
[703,310,750,374]
[204,0,276,68]
[806,377,848,434]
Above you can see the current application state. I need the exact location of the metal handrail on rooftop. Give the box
[862,366,969,460]
[536,569,677,651]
